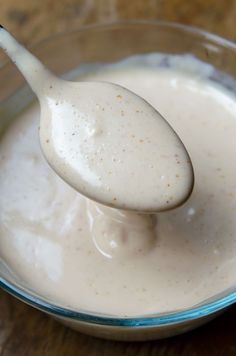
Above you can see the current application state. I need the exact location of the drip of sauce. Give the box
[0,26,193,212]
[86,201,157,259]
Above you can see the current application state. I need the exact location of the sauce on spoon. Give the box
[0,26,194,212]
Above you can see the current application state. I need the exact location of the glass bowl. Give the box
[1,21,236,341]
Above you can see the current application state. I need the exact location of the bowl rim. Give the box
[1,19,236,327]
[1,278,236,327]
[26,19,236,52]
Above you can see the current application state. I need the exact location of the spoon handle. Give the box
[0,25,53,95]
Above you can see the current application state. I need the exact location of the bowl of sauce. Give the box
[1,21,236,341]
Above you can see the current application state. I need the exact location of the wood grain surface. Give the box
[1,0,236,355]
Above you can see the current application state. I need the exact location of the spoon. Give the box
[0,26,194,212]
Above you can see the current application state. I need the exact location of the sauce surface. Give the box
[1,56,236,316]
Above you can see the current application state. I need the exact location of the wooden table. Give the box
[1,1,236,354]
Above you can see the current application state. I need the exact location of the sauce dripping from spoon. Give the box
[0,26,194,212]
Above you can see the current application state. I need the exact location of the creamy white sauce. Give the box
[1,58,236,316]
[0,27,193,212]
